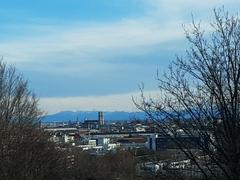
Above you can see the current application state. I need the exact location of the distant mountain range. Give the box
[41,111,147,123]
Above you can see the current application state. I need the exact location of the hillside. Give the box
[41,111,147,122]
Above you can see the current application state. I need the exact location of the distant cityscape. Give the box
[42,111,202,177]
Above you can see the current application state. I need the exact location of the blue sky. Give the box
[0,0,239,114]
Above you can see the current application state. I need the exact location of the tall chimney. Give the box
[98,112,104,125]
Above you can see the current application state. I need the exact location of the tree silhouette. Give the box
[135,9,240,180]
[0,61,65,180]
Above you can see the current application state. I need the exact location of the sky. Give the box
[0,0,239,114]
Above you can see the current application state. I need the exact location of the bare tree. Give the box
[68,150,137,180]
[135,9,240,180]
[0,61,66,180]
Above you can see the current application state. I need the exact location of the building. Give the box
[117,136,148,150]
[147,133,202,151]
[82,111,105,129]
[44,127,79,144]
[98,111,104,125]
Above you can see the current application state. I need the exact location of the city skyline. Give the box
[0,0,239,114]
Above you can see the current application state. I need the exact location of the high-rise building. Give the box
[98,111,104,125]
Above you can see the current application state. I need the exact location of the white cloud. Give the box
[148,0,240,11]
[39,90,160,114]
[1,0,238,66]
[0,19,184,66]
[0,1,194,76]
[145,0,240,26]
[1,0,237,75]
